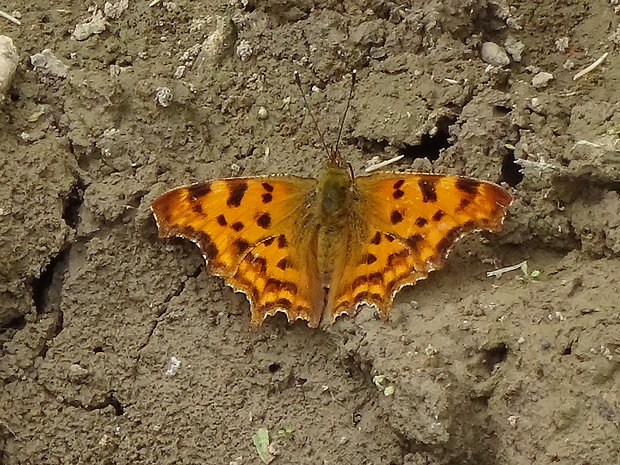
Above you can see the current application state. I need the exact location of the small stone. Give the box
[103,0,128,20]
[530,97,543,112]
[555,37,569,52]
[481,42,510,67]
[68,363,89,383]
[563,59,575,70]
[30,49,69,78]
[165,356,181,376]
[257,106,268,120]
[173,65,186,79]
[0,36,19,102]
[531,72,554,89]
[154,87,173,107]
[504,36,525,62]
[424,343,438,356]
[236,39,253,62]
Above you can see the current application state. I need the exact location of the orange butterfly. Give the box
[151,76,512,328]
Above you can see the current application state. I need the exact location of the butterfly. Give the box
[151,154,512,327]
[151,74,512,328]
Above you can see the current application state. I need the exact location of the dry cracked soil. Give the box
[1,0,619,464]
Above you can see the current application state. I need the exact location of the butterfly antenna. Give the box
[334,69,357,157]
[294,71,331,160]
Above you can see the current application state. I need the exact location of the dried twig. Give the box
[0,9,21,25]
[573,52,609,81]
[487,261,528,278]
[365,155,404,173]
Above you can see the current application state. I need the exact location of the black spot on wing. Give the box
[418,178,438,203]
[195,231,218,260]
[352,272,383,290]
[456,177,481,195]
[256,213,271,229]
[253,256,267,273]
[217,214,227,226]
[415,217,428,227]
[264,278,298,295]
[406,234,424,251]
[387,249,409,266]
[390,210,404,224]
[352,291,382,304]
[232,221,244,232]
[262,298,293,311]
[432,210,446,221]
[457,197,472,212]
[227,181,248,207]
[234,238,250,254]
[434,221,477,260]
[393,189,405,199]
[370,232,382,245]
[188,183,211,201]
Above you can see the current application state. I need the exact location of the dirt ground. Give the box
[1,0,619,464]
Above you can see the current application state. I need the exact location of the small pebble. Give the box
[68,363,90,383]
[257,106,268,120]
[154,87,173,107]
[504,37,525,62]
[0,36,19,101]
[30,49,69,78]
[481,42,510,67]
[531,72,554,89]
[555,37,569,52]
[173,65,186,79]
[236,39,253,62]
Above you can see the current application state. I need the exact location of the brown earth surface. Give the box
[1,1,619,464]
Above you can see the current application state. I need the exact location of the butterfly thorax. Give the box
[315,165,357,285]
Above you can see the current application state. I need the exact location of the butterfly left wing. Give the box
[151,177,325,327]
[326,173,512,322]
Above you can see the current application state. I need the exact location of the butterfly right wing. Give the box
[151,176,324,327]
[326,172,512,323]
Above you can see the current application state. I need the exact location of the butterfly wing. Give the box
[326,173,512,322]
[151,176,325,327]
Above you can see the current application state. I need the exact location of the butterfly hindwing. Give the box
[151,176,324,326]
[326,173,512,322]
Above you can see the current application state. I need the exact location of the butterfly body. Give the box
[152,148,512,327]
[314,163,359,286]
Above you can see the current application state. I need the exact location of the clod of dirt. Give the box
[72,9,107,41]
[0,35,18,102]
[30,49,69,78]
[481,42,510,67]
[193,16,237,69]
[504,36,525,62]
[103,0,128,19]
